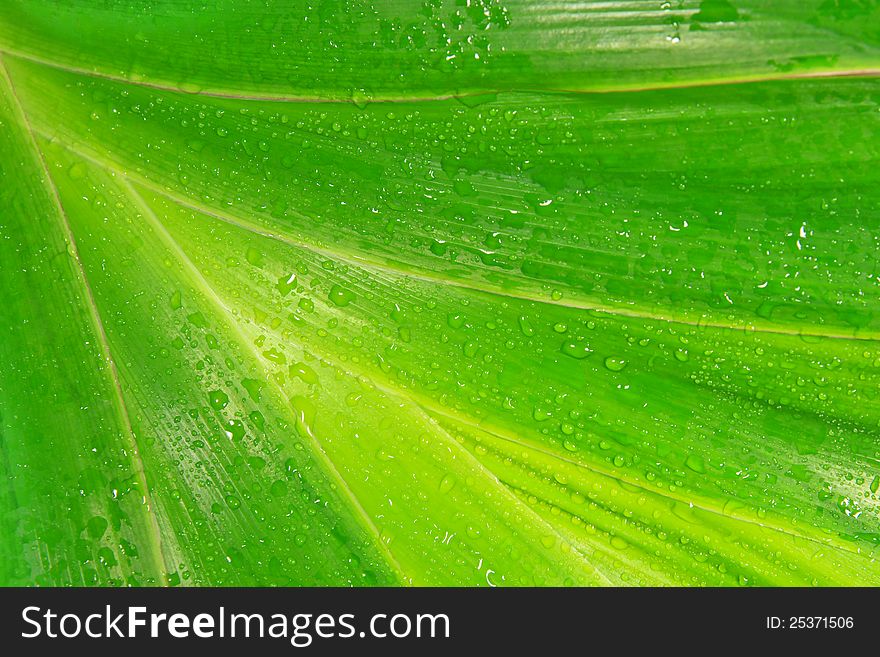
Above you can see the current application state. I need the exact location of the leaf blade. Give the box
[2,5,879,587]
[1,1,879,99]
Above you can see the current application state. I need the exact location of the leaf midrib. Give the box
[122,179,416,586]
[29,126,877,559]
[131,174,872,564]
[8,46,877,584]
[423,402,872,560]
[128,178,625,585]
[27,129,880,343]
[1,45,878,104]
[0,55,170,584]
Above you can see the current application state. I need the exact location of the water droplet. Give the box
[328,284,356,306]
[260,347,285,364]
[225,419,245,441]
[86,516,108,540]
[447,313,465,329]
[604,356,627,372]
[291,395,317,436]
[68,163,87,180]
[290,362,319,385]
[439,475,456,493]
[249,411,266,432]
[685,454,706,473]
[187,312,208,328]
[241,378,264,402]
[518,315,535,337]
[245,247,264,267]
[561,341,592,359]
[209,390,229,410]
[276,273,297,296]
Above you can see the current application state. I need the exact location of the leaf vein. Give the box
[0,54,170,583]
[32,132,879,343]
[121,179,412,585]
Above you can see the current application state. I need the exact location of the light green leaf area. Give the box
[1,3,879,586]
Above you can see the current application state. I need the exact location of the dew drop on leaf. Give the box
[603,356,627,372]
[561,341,592,359]
[208,389,230,411]
[328,284,356,306]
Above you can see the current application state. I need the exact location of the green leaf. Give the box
[2,0,879,98]
[1,2,879,586]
